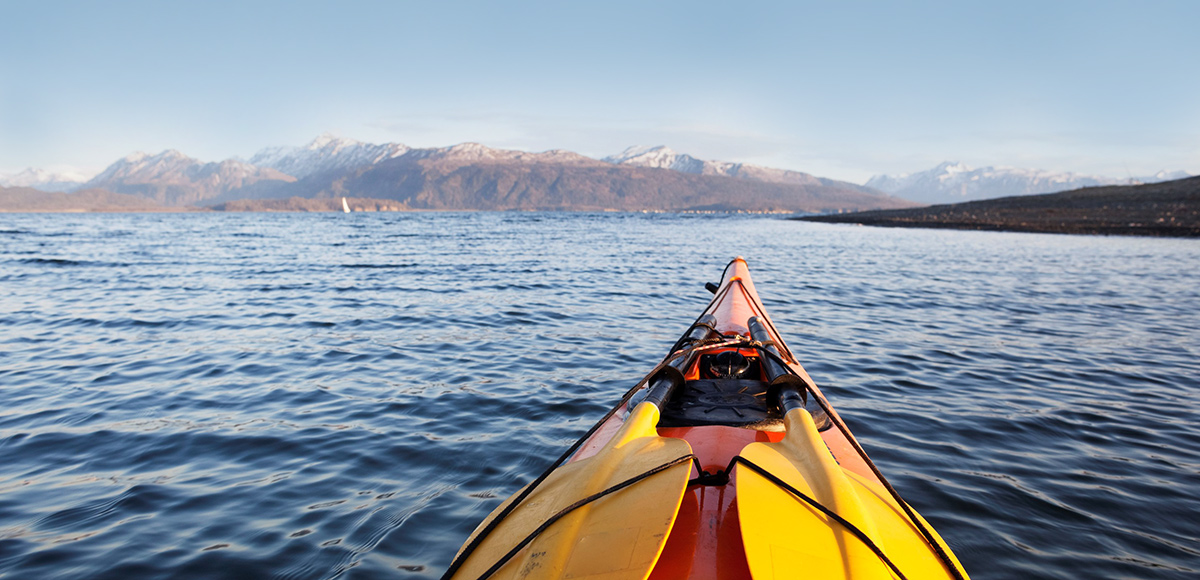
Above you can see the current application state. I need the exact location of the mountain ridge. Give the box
[7,138,1193,206]
[82,150,295,206]
[603,145,879,194]
[40,137,915,212]
[274,153,906,212]
[0,167,98,193]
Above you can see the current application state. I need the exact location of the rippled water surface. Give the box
[1,212,1198,579]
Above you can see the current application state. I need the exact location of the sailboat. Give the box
[342,197,351,213]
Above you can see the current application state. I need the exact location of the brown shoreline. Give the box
[795,176,1200,238]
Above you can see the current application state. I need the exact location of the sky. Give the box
[2,0,1198,183]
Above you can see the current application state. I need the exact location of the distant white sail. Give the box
[342,197,350,213]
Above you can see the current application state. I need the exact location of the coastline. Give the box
[796,176,1200,238]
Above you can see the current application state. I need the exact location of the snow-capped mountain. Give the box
[604,145,713,174]
[0,167,95,192]
[15,135,911,211]
[604,145,822,186]
[250,134,598,177]
[601,145,900,198]
[249,133,412,179]
[83,150,295,206]
[419,142,596,165]
[867,162,1193,204]
[1142,170,1192,182]
[242,137,908,211]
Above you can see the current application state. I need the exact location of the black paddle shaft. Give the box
[644,314,718,408]
[747,315,808,410]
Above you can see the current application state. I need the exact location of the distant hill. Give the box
[867,161,1191,204]
[603,145,883,194]
[248,133,412,179]
[252,143,914,212]
[0,186,186,212]
[0,167,95,192]
[12,135,1196,212]
[52,136,915,213]
[81,150,295,206]
[797,176,1200,237]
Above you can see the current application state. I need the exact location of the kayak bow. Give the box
[445,258,969,580]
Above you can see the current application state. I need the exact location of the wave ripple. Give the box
[1,213,1197,579]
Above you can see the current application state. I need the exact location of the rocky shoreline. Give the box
[796,176,1200,237]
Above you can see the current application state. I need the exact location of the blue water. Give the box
[1,212,1197,579]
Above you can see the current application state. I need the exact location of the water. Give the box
[1,212,1197,579]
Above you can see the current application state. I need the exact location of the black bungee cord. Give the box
[443,263,966,580]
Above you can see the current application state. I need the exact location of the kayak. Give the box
[443,258,970,580]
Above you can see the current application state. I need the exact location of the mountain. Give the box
[867,162,1193,204]
[1143,170,1193,182]
[0,185,181,212]
[13,137,1194,213]
[109,138,912,212]
[266,146,912,212]
[82,150,295,206]
[16,136,912,212]
[605,145,734,175]
[0,167,94,192]
[799,175,1200,237]
[249,135,601,181]
[248,133,411,179]
[604,145,880,193]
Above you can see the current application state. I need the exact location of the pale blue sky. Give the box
[2,0,1197,182]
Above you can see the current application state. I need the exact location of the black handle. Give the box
[776,387,807,414]
[748,315,808,410]
[643,365,685,408]
[645,314,719,409]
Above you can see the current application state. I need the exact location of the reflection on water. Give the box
[1,212,1197,579]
